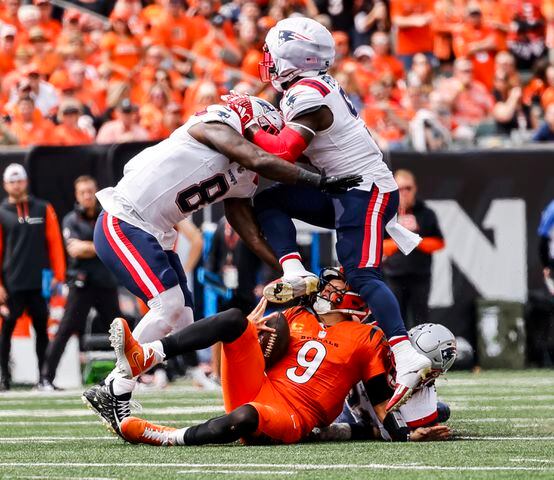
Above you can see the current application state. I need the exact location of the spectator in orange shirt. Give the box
[437,57,494,130]
[139,84,170,139]
[432,0,465,63]
[0,0,21,32]
[157,0,193,53]
[239,20,264,81]
[524,58,549,106]
[96,99,149,144]
[182,79,218,118]
[352,45,380,95]
[452,3,499,91]
[331,31,357,73]
[1,44,33,95]
[8,95,55,146]
[34,0,60,40]
[56,9,82,49]
[191,13,241,85]
[0,25,16,75]
[28,27,60,77]
[136,45,183,99]
[52,100,94,146]
[390,0,434,69]
[479,0,512,51]
[370,31,405,81]
[17,4,41,43]
[362,79,410,150]
[154,101,183,139]
[100,8,141,82]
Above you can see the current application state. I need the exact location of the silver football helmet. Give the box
[259,17,335,92]
[408,323,457,375]
[250,96,283,134]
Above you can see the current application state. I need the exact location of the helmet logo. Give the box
[440,346,457,369]
[278,30,312,46]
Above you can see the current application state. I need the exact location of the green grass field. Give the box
[0,370,553,480]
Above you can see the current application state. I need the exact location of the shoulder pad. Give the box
[281,79,331,122]
[199,104,242,133]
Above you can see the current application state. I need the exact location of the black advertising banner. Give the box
[390,150,554,345]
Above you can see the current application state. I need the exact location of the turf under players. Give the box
[81,98,362,433]
[223,17,432,411]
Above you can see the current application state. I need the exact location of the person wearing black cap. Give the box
[41,176,121,390]
[0,164,65,390]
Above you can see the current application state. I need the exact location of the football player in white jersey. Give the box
[82,97,362,434]
[313,323,456,443]
[223,17,432,412]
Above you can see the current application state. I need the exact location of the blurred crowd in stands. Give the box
[1,0,554,150]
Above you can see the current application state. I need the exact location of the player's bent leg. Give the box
[120,405,259,446]
[111,309,249,379]
[132,286,187,342]
[221,321,266,412]
[254,184,335,303]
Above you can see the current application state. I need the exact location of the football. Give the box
[258,312,290,369]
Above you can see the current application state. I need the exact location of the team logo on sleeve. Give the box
[216,109,231,120]
[278,30,313,46]
[285,92,299,107]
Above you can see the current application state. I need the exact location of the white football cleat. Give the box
[263,274,319,303]
[386,352,432,412]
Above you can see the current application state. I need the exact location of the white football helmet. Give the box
[259,17,335,92]
[251,96,283,134]
[408,323,457,375]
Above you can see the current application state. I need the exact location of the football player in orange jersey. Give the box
[107,267,417,446]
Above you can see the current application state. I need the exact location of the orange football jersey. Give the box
[266,307,389,428]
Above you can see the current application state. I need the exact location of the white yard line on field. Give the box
[9,476,118,480]
[458,436,554,441]
[448,404,554,411]
[0,419,209,426]
[0,463,553,473]
[441,395,554,401]
[0,406,223,417]
[178,470,295,475]
[510,459,554,463]
[452,418,550,423]
[0,436,116,443]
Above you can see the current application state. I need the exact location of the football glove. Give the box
[221,92,255,130]
[319,170,363,194]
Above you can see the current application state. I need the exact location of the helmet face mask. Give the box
[258,45,276,83]
[313,267,368,320]
[250,96,283,135]
[259,18,336,92]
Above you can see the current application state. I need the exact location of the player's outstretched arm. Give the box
[224,197,281,272]
[188,122,361,193]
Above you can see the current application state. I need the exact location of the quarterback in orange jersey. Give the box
[107,268,415,446]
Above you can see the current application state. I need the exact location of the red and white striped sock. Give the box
[279,252,309,279]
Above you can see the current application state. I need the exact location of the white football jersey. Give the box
[96,105,258,249]
[343,382,438,440]
[281,75,397,193]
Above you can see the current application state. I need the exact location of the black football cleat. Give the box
[82,382,132,436]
